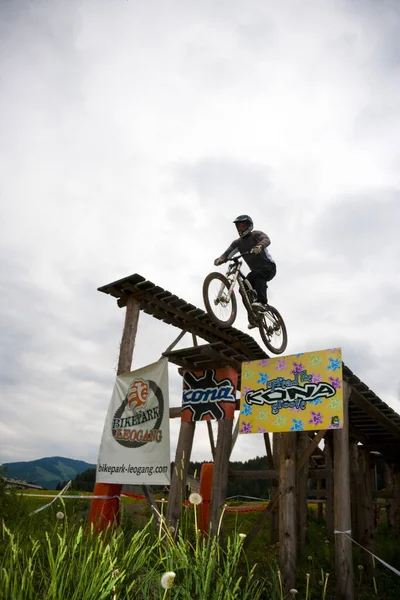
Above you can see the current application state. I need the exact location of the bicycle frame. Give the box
[222,257,256,313]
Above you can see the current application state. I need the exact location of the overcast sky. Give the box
[1,0,400,467]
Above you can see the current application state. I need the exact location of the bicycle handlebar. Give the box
[224,253,251,262]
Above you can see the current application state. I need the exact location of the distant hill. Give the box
[1,457,96,490]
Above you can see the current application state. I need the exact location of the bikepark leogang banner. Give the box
[239,348,343,434]
[96,358,170,485]
[182,367,238,422]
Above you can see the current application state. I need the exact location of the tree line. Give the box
[60,456,271,499]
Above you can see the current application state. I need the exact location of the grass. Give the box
[2,487,400,599]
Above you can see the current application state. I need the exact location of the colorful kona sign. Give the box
[239,348,343,434]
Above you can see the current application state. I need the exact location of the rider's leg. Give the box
[238,285,257,327]
[247,263,276,305]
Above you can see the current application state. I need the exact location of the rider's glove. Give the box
[214,257,225,266]
[251,245,263,255]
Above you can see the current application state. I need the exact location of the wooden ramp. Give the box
[99,272,268,361]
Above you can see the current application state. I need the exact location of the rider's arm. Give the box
[253,231,271,249]
[218,240,239,262]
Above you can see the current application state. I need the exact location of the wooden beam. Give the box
[243,492,281,550]
[350,389,400,441]
[334,381,354,600]
[359,447,375,573]
[325,433,334,536]
[270,432,280,544]
[383,463,395,527]
[169,407,181,419]
[298,430,327,471]
[210,419,233,537]
[117,295,140,375]
[228,468,328,480]
[89,295,140,529]
[279,432,298,594]
[230,418,240,457]
[228,469,277,480]
[207,421,216,460]
[166,421,196,530]
[297,432,310,549]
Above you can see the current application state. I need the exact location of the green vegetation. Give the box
[1,457,95,489]
[1,483,400,599]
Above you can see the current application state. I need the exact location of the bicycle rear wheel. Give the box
[259,305,288,354]
[203,272,237,327]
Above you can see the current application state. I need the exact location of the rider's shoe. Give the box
[248,321,257,329]
[252,301,267,311]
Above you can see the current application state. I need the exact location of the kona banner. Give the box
[96,358,170,485]
[239,348,343,434]
[182,367,238,422]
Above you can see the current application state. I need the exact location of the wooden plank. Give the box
[334,381,354,600]
[279,432,298,595]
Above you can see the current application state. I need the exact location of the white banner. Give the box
[96,358,170,485]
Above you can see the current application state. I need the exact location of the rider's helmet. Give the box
[233,215,254,238]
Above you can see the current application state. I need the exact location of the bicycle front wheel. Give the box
[259,305,288,354]
[203,272,237,327]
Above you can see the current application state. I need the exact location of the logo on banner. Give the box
[112,377,164,448]
[182,368,237,422]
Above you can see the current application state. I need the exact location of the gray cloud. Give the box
[1,0,400,466]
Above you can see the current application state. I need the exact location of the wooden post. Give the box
[394,471,400,534]
[279,432,298,594]
[325,433,334,537]
[317,478,324,519]
[333,381,354,600]
[88,295,140,530]
[270,433,280,544]
[359,447,375,573]
[199,463,214,535]
[209,418,233,537]
[383,462,395,529]
[166,421,196,530]
[349,440,361,543]
[296,432,309,549]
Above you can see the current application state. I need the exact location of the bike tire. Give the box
[203,272,237,327]
[259,305,288,354]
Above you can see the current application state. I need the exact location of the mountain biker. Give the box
[214,215,276,329]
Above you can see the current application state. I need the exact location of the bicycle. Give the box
[202,255,288,354]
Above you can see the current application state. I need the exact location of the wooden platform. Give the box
[98,272,268,361]
[99,272,400,465]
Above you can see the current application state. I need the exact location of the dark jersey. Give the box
[221,230,275,270]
